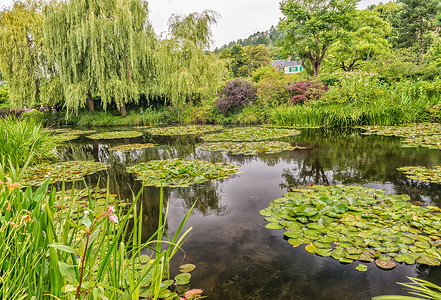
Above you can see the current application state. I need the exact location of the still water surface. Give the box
[58,127,441,300]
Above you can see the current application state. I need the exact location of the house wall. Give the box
[284,65,303,74]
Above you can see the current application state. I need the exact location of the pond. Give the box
[53,126,441,300]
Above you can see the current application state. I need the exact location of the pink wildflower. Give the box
[107,205,115,214]
[109,215,118,224]
[185,289,203,299]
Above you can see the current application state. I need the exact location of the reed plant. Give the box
[0,159,195,299]
[0,116,57,168]
[373,277,441,300]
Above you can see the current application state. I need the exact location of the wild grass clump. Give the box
[0,116,57,167]
[0,161,195,299]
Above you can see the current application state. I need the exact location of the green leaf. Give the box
[49,244,76,255]
[58,261,77,284]
[355,264,368,272]
[174,273,191,285]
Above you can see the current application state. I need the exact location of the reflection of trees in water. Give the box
[279,128,441,206]
[171,181,229,216]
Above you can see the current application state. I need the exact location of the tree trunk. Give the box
[86,89,95,113]
[120,101,127,118]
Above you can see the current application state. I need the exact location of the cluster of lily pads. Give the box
[361,123,441,150]
[127,158,241,187]
[144,125,223,136]
[87,131,144,140]
[109,143,156,152]
[397,166,441,184]
[54,188,121,220]
[201,127,300,142]
[197,141,305,155]
[21,161,108,186]
[261,185,441,271]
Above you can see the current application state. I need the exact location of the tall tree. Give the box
[0,0,60,108]
[328,9,391,72]
[279,0,359,77]
[43,0,156,116]
[157,10,227,114]
[389,0,440,64]
[237,45,271,77]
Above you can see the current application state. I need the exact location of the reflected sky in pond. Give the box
[56,127,441,300]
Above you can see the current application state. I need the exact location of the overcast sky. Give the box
[0,0,383,48]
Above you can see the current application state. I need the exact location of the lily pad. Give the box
[355,264,368,272]
[21,161,108,186]
[201,127,301,142]
[87,131,143,140]
[197,141,304,155]
[261,185,441,270]
[109,143,156,152]
[126,158,241,187]
[179,264,196,273]
[145,125,223,136]
[375,259,396,270]
[397,166,441,184]
[174,273,191,285]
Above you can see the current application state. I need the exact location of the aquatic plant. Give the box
[397,166,441,184]
[0,116,58,167]
[87,131,143,139]
[127,158,241,187]
[373,277,441,300]
[197,141,305,155]
[21,160,108,186]
[145,125,223,136]
[109,143,156,152]
[261,185,441,271]
[361,123,441,138]
[201,127,300,142]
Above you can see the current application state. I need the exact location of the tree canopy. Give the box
[43,0,156,116]
[328,9,391,71]
[0,0,60,108]
[279,0,359,77]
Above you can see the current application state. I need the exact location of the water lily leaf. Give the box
[201,127,300,142]
[305,244,317,254]
[179,264,196,273]
[358,251,375,262]
[416,255,441,266]
[127,159,240,187]
[266,223,283,230]
[197,141,297,155]
[316,248,332,257]
[375,259,396,270]
[174,273,191,285]
[355,264,368,272]
[394,254,415,264]
[288,238,307,247]
[145,125,223,136]
[284,231,303,239]
[87,131,143,140]
[109,143,156,152]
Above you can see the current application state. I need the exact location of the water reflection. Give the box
[51,127,441,300]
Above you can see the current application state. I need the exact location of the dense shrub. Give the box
[287,81,327,104]
[256,76,290,107]
[0,85,8,104]
[215,79,257,116]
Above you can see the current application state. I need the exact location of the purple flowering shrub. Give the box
[286,81,327,104]
[215,79,257,116]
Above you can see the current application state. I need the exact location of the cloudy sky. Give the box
[0,0,382,48]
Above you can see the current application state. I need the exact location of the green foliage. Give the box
[145,125,223,136]
[237,45,272,77]
[373,277,441,300]
[328,9,391,72]
[21,160,108,186]
[0,0,61,108]
[279,0,359,76]
[158,10,228,117]
[0,84,8,105]
[109,143,155,152]
[253,66,291,107]
[261,184,441,269]
[201,126,300,142]
[87,131,144,140]
[0,116,57,168]
[127,158,241,187]
[197,141,300,155]
[74,112,147,127]
[43,0,156,116]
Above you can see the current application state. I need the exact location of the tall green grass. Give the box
[0,161,195,299]
[0,116,57,167]
[74,109,170,127]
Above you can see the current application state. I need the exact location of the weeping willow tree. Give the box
[156,10,228,119]
[43,0,156,116]
[0,0,61,108]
